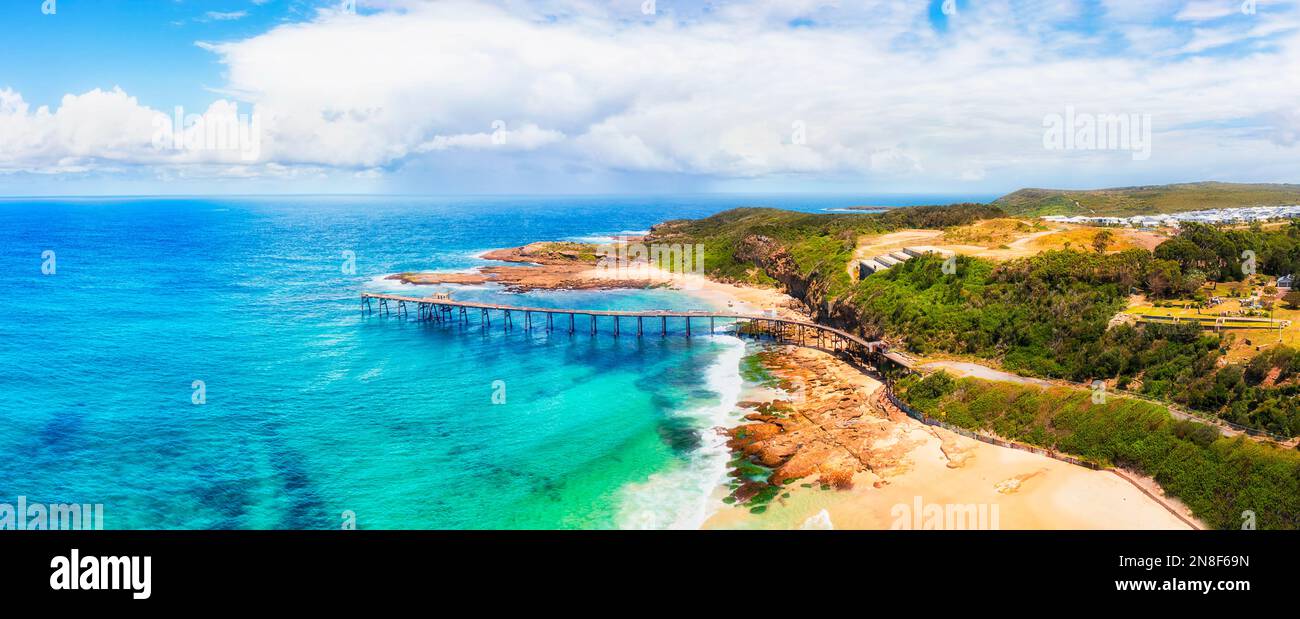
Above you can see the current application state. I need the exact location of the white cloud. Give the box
[416,123,564,152]
[203,11,249,21]
[1175,1,1239,21]
[3,0,1300,191]
[0,88,161,171]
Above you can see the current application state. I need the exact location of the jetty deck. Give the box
[360,292,912,369]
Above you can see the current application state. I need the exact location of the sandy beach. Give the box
[387,241,1201,530]
[704,346,1198,530]
[384,240,807,318]
[580,263,805,318]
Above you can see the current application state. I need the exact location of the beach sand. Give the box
[385,242,810,317]
[387,242,1202,530]
[704,346,1198,531]
[581,264,806,318]
[583,259,1199,530]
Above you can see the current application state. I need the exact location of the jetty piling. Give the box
[359,292,905,372]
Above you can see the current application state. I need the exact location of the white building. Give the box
[1041,204,1300,228]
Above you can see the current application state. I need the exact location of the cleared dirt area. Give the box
[850,219,1170,280]
[918,361,1055,387]
[1028,226,1168,252]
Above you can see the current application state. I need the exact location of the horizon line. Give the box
[0,191,1005,201]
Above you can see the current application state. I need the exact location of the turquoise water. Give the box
[0,195,983,529]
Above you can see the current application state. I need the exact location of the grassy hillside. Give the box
[995,182,1300,217]
[647,203,1002,298]
[899,373,1300,529]
[654,204,1300,437]
[852,249,1300,435]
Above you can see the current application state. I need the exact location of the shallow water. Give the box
[0,194,980,529]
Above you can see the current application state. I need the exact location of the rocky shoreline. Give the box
[722,346,920,513]
[386,241,662,292]
[376,236,1196,529]
[708,345,1196,530]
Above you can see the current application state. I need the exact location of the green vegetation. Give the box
[529,241,599,263]
[899,373,1300,530]
[1179,347,1300,435]
[649,203,1002,297]
[850,249,1299,434]
[1155,221,1300,282]
[739,352,780,388]
[662,203,1300,435]
[1286,290,1300,309]
[850,249,1209,373]
[994,182,1300,217]
[727,454,781,512]
[662,198,1300,524]
[1091,229,1115,253]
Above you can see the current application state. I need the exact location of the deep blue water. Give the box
[0,194,986,529]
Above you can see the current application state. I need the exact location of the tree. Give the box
[1183,269,1208,295]
[1145,259,1183,298]
[1092,229,1115,254]
[1285,290,1300,309]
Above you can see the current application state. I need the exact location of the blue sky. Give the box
[1,0,1298,196]
[5,1,288,111]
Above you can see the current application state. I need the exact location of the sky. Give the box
[0,0,1298,196]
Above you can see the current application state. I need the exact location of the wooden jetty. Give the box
[360,292,912,370]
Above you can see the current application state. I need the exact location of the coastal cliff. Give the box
[643,204,1002,344]
[731,233,872,338]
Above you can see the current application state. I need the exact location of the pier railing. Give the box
[359,292,912,370]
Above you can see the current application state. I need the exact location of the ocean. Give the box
[0,194,989,529]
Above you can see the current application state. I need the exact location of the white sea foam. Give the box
[363,274,499,293]
[364,274,416,293]
[568,230,652,244]
[615,335,748,530]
